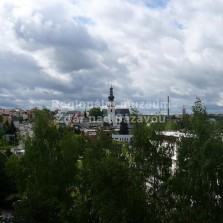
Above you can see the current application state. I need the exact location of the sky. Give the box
[0,0,223,114]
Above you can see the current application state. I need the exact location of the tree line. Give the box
[0,98,223,222]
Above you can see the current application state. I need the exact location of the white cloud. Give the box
[0,0,223,113]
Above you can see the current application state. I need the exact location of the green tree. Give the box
[165,121,180,131]
[5,121,17,146]
[0,129,9,150]
[0,115,3,123]
[131,117,174,222]
[0,153,13,207]
[88,107,102,120]
[0,138,17,210]
[3,119,9,134]
[149,121,166,132]
[170,97,223,222]
[76,131,148,223]
[13,109,85,223]
[5,121,16,135]
[119,118,129,135]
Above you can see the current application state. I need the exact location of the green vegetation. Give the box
[88,107,103,120]
[169,97,223,222]
[1,98,223,222]
[4,121,16,135]
[0,137,17,210]
[119,118,129,135]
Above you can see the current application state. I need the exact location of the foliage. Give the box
[5,121,16,135]
[119,118,129,135]
[132,118,174,222]
[164,121,180,131]
[170,97,223,222]
[0,152,17,209]
[88,107,102,120]
[0,128,17,209]
[13,109,85,223]
[2,98,223,222]
[149,121,166,132]
[0,129,9,150]
[77,132,148,223]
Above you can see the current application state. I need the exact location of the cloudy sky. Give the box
[0,0,223,114]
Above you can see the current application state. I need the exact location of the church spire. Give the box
[108,86,114,101]
[107,86,116,126]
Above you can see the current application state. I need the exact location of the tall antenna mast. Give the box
[167,96,170,117]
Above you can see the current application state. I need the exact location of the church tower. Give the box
[107,86,116,126]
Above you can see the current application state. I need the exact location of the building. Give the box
[106,86,116,126]
[112,134,133,143]
[54,87,130,131]
[102,87,130,128]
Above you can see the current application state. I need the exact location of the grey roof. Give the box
[66,110,80,115]
[115,108,130,116]
[102,108,130,117]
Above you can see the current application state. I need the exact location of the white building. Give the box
[107,86,116,126]
[102,87,130,128]
[112,134,133,143]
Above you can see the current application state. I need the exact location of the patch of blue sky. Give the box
[144,0,169,9]
[176,23,184,30]
[126,0,169,9]
[172,20,184,30]
[73,16,94,25]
